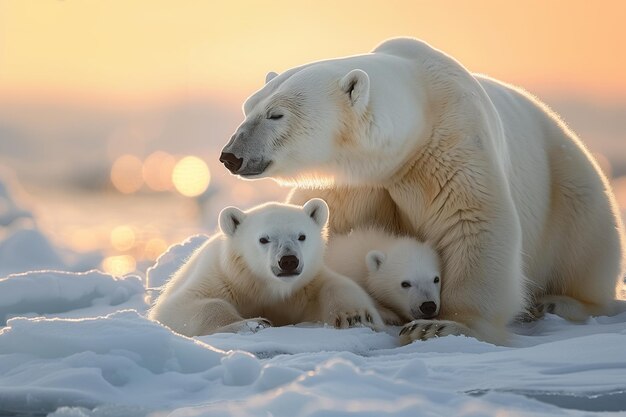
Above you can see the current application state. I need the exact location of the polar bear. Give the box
[326,228,441,326]
[220,38,626,345]
[148,199,383,336]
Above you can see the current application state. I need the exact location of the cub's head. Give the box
[218,198,329,296]
[365,239,441,320]
[220,61,380,185]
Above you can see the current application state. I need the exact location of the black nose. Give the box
[419,301,437,316]
[279,255,299,272]
[219,152,243,174]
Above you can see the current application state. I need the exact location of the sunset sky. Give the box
[1,0,625,104]
[1,0,624,275]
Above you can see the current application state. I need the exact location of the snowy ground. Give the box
[1,177,626,417]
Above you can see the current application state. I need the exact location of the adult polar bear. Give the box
[220,38,625,345]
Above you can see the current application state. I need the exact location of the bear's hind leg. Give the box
[534,295,590,322]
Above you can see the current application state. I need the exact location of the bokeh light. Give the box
[110,225,136,252]
[172,156,211,197]
[101,255,136,276]
[110,154,144,194]
[142,151,176,192]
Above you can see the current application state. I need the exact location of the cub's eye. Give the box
[434,276,440,284]
[267,114,283,120]
[401,281,411,288]
[259,237,269,244]
[298,234,306,241]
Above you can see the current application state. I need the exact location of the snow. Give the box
[1,176,626,417]
[0,171,101,278]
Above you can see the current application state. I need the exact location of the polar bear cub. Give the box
[326,228,441,326]
[148,199,383,336]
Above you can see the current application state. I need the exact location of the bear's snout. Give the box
[219,152,244,174]
[278,255,299,274]
[419,301,437,317]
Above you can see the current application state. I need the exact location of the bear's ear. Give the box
[265,71,278,84]
[339,69,370,113]
[302,198,329,228]
[366,250,385,272]
[219,206,247,237]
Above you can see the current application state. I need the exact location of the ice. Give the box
[0,178,625,416]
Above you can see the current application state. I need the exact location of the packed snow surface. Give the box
[1,178,625,417]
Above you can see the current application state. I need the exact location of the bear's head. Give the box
[218,198,329,298]
[365,239,441,320]
[221,56,428,186]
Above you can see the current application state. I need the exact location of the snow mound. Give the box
[0,270,146,324]
[200,325,398,358]
[0,227,101,277]
[145,234,208,297]
[0,171,101,277]
[168,357,571,417]
[0,169,32,227]
[0,311,226,415]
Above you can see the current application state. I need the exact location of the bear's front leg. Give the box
[317,270,384,330]
[154,297,272,337]
[195,298,272,335]
[389,175,526,345]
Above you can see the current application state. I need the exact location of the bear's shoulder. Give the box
[372,37,436,60]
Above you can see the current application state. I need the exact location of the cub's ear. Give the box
[219,206,246,237]
[339,69,370,113]
[366,250,386,272]
[302,198,329,228]
[265,71,278,84]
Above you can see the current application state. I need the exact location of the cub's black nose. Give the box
[279,255,299,272]
[219,152,243,174]
[419,301,437,316]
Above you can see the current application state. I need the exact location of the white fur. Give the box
[224,37,625,345]
[148,199,383,336]
[326,228,441,325]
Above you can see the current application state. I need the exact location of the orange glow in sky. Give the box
[0,0,625,103]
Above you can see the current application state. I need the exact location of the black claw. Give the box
[399,325,410,336]
[366,312,373,323]
[335,317,341,328]
[547,303,556,313]
[347,316,353,326]
[437,324,447,335]
[353,315,362,323]
[422,323,433,334]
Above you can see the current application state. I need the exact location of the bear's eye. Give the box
[401,281,411,288]
[259,237,269,244]
[267,114,283,120]
[434,276,440,284]
[298,234,306,241]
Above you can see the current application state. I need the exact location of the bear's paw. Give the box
[331,309,382,330]
[399,319,471,344]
